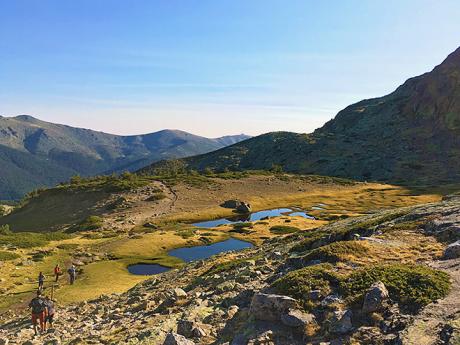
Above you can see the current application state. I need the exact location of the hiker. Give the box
[29,291,47,335]
[38,272,45,290]
[54,264,61,282]
[67,265,76,285]
[44,296,55,329]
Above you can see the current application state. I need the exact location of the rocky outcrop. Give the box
[362,282,389,314]
[163,332,195,345]
[249,293,297,321]
[443,240,460,259]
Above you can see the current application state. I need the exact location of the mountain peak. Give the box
[439,46,460,68]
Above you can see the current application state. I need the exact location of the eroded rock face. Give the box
[362,281,389,314]
[249,293,297,321]
[443,240,460,259]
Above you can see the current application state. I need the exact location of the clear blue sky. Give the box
[1,1,459,137]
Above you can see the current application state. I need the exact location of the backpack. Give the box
[30,298,45,314]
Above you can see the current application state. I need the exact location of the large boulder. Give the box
[443,240,460,259]
[221,200,243,209]
[163,333,195,345]
[330,309,353,334]
[362,281,389,313]
[280,309,315,328]
[236,202,252,213]
[249,293,297,321]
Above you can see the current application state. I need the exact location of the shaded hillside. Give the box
[141,46,460,185]
[0,115,249,199]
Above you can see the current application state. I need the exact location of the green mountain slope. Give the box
[0,115,250,199]
[141,46,460,185]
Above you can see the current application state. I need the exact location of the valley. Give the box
[0,172,442,317]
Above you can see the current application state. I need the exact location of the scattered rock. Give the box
[163,332,195,345]
[173,288,187,299]
[330,309,353,334]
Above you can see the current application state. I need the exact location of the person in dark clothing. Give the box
[38,272,45,290]
[67,265,76,285]
[44,296,55,328]
[29,291,47,335]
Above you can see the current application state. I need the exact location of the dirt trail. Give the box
[402,258,460,345]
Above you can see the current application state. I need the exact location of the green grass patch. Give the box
[303,241,369,263]
[269,225,300,234]
[341,264,451,310]
[0,250,20,261]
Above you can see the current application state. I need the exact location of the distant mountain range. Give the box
[0,115,250,200]
[142,46,460,185]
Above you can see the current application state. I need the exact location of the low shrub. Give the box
[341,264,451,310]
[176,228,196,239]
[273,264,340,308]
[303,241,369,263]
[146,192,167,201]
[270,225,300,234]
[75,216,103,231]
[0,250,20,261]
[56,243,80,250]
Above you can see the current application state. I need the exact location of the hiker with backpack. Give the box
[44,296,55,329]
[54,264,61,282]
[38,272,45,291]
[67,265,76,285]
[29,291,47,335]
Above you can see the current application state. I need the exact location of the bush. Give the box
[273,264,340,308]
[0,224,12,235]
[0,250,20,261]
[146,192,167,201]
[303,241,369,263]
[176,228,196,239]
[0,232,71,248]
[270,225,300,234]
[341,264,451,310]
[73,216,103,231]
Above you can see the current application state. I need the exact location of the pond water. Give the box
[168,238,253,262]
[128,238,253,275]
[127,263,170,275]
[192,208,314,228]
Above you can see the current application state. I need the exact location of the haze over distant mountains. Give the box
[143,46,460,185]
[0,115,250,200]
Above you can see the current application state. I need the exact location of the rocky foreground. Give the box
[2,196,460,345]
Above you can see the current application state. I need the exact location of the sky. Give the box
[1,1,460,137]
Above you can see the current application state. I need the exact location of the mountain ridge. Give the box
[141,46,460,185]
[0,115,250,200]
